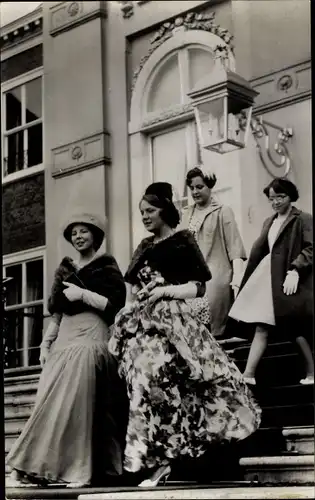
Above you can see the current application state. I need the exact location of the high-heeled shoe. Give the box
[138,464,171,488]
[66,482,90,488]
[243,376,256,386]
[6,476,38,488]
[300,375,314,385]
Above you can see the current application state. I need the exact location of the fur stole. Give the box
[48,254,126,326]
[125,229,211,286]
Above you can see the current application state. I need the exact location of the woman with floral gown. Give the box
[6,214,127,488]
[108,183,261,488]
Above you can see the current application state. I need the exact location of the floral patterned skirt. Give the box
[108,298,261,473]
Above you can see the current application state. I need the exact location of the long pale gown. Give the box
[6,256,127,485]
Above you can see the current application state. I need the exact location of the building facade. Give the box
[1,0,312,371]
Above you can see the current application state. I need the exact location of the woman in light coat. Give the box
[229,179,313,386]
[181,167,246,337]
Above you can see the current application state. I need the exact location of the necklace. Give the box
[153,230,175,245]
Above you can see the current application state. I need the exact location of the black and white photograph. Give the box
[1,1,313,499]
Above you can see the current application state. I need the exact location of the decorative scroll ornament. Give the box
[68,2,80,17]
[119,1,134,19]
[240,113,293,178]
[132,11,234,90]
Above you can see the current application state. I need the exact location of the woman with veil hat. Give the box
[6,213,127,488]
[108,183,261,488]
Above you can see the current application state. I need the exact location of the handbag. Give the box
[187,295,212,326]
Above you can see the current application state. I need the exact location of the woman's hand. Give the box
[283,270,299,295]
[39,346,50,367]
[230,272,242,298]
[147,286,170,304]
[62,282,83,302]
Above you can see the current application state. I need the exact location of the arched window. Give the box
[129,30,235,247]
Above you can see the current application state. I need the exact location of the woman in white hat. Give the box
[6,213,127,488]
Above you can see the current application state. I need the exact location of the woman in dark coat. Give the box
[6,214,127,488]
[109,182,261,488]
[229,179,313,386]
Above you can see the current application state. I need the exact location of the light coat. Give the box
[181,202,246,337]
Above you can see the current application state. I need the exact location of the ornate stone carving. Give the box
[132,11,234,90]
[50,1,106,37]
[118,0,150,18]
[51,132,111,178]
[250,61,310,114]
[277,74,294,93]
[119,1,134,18]
[67,2,80,17]
[71,145,83,160]
[242,114,294,178]
[142,103,193,128]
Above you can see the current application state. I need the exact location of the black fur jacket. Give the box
[125,229,211,286]
[48,254,126,326]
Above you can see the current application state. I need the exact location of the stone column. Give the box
[43,1,110,289]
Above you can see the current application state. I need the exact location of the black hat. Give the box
[145,182,173,201]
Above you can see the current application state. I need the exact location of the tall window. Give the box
[3,250,45,368]
[129,32,235,248]
[143,46,217,205]
[2,70,43,181]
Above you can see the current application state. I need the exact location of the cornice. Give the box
[1,11,42,52]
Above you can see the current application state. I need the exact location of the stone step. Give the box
[5,413,31,434]
[282,426,314,455]
[231,341,297,360]
[5,485,315,500]
[261,402,314,428]
[239,454,315,485]
[236,353,306,387]
[255,384,313,408]
[239,425,314,458]
[4,381,39,395]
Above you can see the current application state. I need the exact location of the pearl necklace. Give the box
[153,230,175,245]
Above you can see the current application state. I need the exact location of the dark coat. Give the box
[239,206,313,334]
[48,254,126,326]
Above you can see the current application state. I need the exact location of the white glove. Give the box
[39,346,50,368]
[147,282,198,304]
[40,315,61,367]
[62,282,83,302]
[283,270,299,295]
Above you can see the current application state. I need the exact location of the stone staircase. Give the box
[228,338,314,485]
[4,338,314,497]
[4,366,41,477]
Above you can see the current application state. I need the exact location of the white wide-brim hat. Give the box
[63,213,106,250]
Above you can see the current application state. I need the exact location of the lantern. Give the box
[187,63,259,153]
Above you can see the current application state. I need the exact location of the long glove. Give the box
[81,289,108,311]
[40,314,61,367]
[147,282,199,304]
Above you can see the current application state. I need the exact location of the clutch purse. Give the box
[62,272,87,290]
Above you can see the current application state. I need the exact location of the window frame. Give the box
[1,66,44,185]
[128,30,235,251]
[148,120,199,207]
[3,246,47,368]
